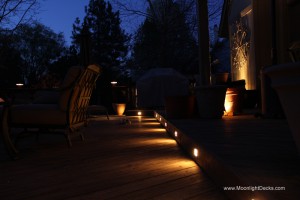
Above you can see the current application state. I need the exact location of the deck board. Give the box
[0,116,227,200]
[161,113,300,200]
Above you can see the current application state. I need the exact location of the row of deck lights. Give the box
[154,112,199,159]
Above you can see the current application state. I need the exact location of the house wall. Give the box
[227,0,299,89]
[251,0,273,84]
[228,0,256,90]
[288,3,300,43]
[252,0,300,66]
[277,0,300,63]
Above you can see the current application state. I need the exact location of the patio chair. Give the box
[8,64,101,147]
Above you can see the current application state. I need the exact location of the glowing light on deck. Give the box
[174,131,178,137]
[16,83,24,87]
[142,122,160,125]
[147,128,166,133]
[164,122,167,127]
[193,148,199,157]
[135,138,176,146]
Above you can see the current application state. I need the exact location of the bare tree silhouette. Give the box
[0,0,38,32]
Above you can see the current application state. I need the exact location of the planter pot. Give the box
[225,87,245,115]
[195,86,227,119]
[164,95,196,119]
[112,103,126,116]
[227,80,246,114]
[264,62,300,155]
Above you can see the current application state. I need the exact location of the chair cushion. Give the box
[10,104,66,126]
[33,90,60,104]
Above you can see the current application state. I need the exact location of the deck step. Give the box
[155,111,300,200]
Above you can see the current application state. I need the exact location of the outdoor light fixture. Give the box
[137,111,142,116]
[16,83,24,87]
[155,113,158,118]
[193,148,199,157]
[174,131,178,137]
[159,117,162,121]
[111,81,117,86]
[164,122,167,127]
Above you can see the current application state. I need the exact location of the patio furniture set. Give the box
[0,64,101,159]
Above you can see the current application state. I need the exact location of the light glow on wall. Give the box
[230,7,256,90]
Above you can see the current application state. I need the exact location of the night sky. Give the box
[37,0,89,45]
[37,0,146,45]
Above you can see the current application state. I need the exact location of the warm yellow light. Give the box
[155,113,158,118]
[164,122,167,127]
[224,100,234,115]
[137,111,142,116]
[174,131,178,137]
[193,148,199,157]
[112,103,126,116]
[134,138,176,146]
[159,117,162,121]
[147,128,167,133]
[142,122,160,126]
[224,90,237,116]
[16,83,24,87]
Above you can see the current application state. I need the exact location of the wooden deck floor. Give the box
[156,112,300,200]
[0,116,227,200]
